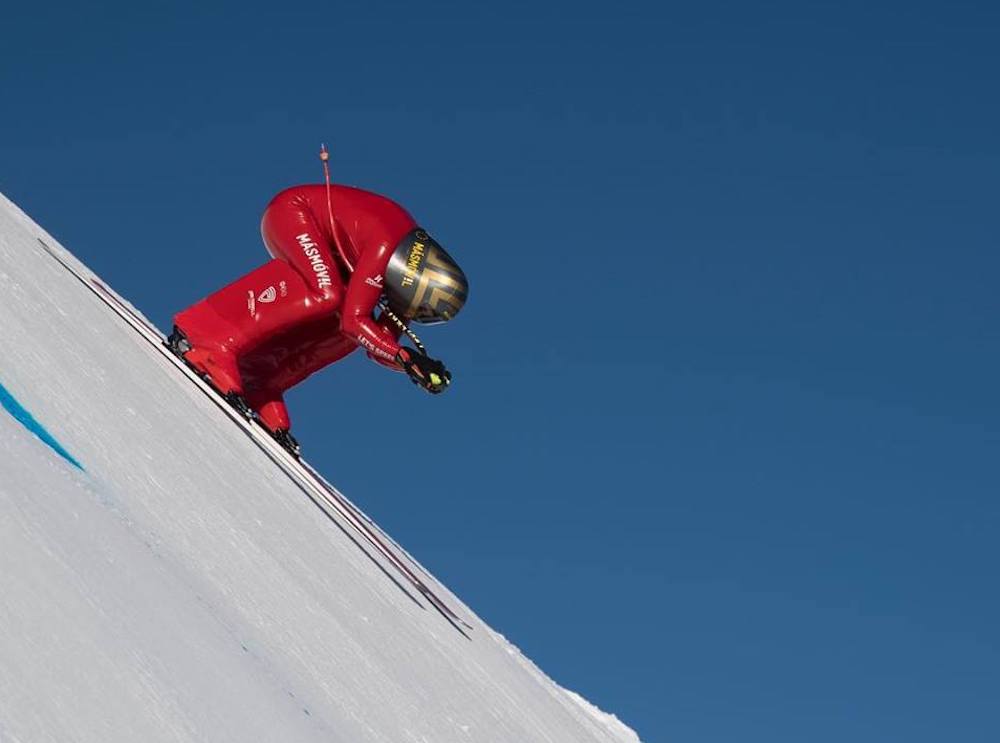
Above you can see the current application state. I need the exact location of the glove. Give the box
[396,347,451,394]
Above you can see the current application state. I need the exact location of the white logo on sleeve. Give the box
[258,286,277,303]
[365,274,384,289]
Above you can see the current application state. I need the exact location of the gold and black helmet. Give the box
[385,228,468,325]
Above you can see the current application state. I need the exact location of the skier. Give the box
[168,180,468,455]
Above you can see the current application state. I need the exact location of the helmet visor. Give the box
[385,229,468,325]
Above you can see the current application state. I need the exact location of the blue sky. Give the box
[3,1,999,740]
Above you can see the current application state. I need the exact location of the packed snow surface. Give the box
[0,192,640,743]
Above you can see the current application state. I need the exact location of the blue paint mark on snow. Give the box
[0,381,83,470]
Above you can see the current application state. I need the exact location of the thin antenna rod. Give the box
[319,143,354,273]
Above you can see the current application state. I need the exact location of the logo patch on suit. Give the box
[247,283,287,316]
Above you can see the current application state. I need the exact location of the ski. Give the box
[36,237,471,635]
[298,459,438,583]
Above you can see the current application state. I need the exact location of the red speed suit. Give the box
[174,184,417,433]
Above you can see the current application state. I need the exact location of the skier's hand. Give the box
[396,347,451,394]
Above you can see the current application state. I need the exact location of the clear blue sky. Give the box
[3,2,999,740]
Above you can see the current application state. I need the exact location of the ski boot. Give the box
[166,326,257,422]
[242,388,300,458]
[165,326,192,358]
[271,428,301,459]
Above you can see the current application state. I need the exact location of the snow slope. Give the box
[0,192,640,743]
